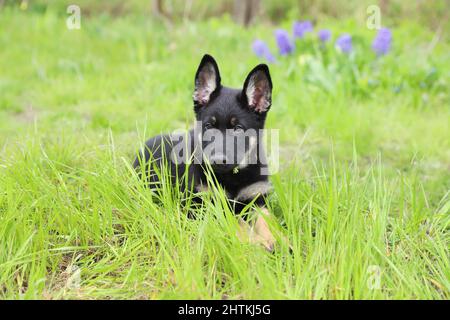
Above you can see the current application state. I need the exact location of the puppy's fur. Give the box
[133,54,279,251]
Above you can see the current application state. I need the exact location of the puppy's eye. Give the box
[204,123,213,130]
[234,125,244,133]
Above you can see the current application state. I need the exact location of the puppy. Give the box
[134,54,279,251]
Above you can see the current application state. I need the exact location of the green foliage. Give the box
[0,8,448,299]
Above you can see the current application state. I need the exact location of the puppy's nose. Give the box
[208,153,228,165]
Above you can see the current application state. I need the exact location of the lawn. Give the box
[0,5,449,299]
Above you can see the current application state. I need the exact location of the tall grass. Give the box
[0,130,448,299]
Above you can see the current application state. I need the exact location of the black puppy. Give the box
[134,54,279,251]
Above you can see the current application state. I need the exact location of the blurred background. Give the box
[0,0,448,29]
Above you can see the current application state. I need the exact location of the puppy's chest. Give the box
[198,170,272,203]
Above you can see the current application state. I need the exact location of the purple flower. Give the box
[275,29,294,55]
[372,27,392,56]
[252,39,276,63]
[335,34,352,53]
[293,21,313,39]
[317,29,331,42]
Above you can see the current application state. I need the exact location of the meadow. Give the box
[0,4,449,299]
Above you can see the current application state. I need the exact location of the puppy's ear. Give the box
[242,64,272,113]
[193,54,221,107]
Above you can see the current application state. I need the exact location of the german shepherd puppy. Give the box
[133,54,280,251]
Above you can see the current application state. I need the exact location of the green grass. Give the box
[0,7,449,299]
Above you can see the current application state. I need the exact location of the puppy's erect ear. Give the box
[193,54,221,107]
[242,64,273,113]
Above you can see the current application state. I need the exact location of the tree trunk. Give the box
[233,0,260,27]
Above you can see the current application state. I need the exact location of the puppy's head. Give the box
[192,54,273,174]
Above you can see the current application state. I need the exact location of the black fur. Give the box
[133,54,273,214]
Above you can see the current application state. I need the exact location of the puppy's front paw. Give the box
[260,237,276,253]
[238,218,276,252]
